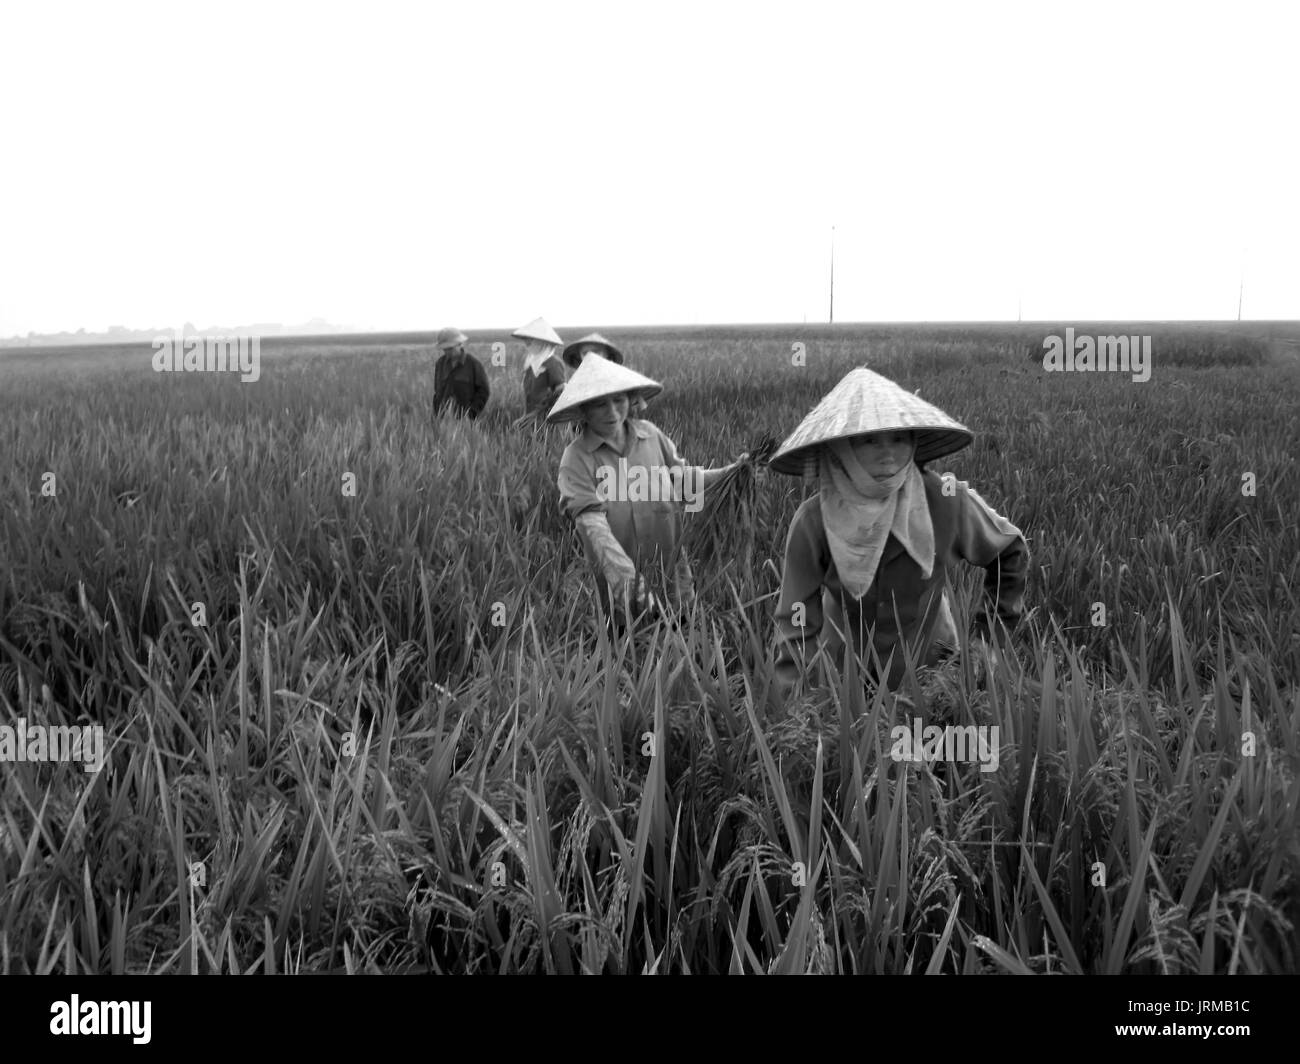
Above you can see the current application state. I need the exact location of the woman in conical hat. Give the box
[550,355,748,629]
[513,316,567,423]
[562,332,648,417]
[768,366,1029,697]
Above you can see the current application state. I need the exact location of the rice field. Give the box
[1,323,1297,974]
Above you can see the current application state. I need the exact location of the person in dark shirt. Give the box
[514,316,567,422]
[432,327,490,419]
[561,333,647,417]
[769,367,1029,698]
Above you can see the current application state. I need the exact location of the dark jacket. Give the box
[434,352,489,418]
[523,356,567,418]
[773,467,1029,693]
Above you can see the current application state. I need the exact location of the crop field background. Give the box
[1,322,1298,974]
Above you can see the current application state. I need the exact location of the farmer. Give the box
[513,316,568,422]
[768,366,1029,697]
[562,332,647,417]
[432,326,490,419]
[550,355,748,629]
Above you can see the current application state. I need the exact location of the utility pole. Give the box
[1237,246,1246,321]
[829,226,835,324]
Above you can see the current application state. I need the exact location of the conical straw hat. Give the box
[561,332,624,369]
[512,317,562,345]
[768,367,973,475]
[546,354,661,423]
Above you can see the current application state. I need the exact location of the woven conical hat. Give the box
[769,367,973,475]
[546,354,661,423]
[562,332,624,369]
[512,317,562,345]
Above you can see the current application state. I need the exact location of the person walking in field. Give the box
[768,367,1029,698]
[549,355,749,630]
[561,332,648,417]
[514,316,567,422]
[432,326,490,419]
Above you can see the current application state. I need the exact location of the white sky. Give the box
[2,0,1297,335]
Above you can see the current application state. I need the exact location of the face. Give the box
[848,430,915,478]
[577,343,606,360]
[581,393,630,436]
[524,339,548,358]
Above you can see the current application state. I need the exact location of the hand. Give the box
[632,577,660,618]
[678,583,696,617]
[972,634,1001,666]
[970,632,1006,685]
[612,574,656,626]
[740,450,770,477]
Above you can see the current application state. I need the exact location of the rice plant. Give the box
[1,325,1296,973]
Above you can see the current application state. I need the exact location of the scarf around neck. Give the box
[817,438,935,600]
[524,342,558,377]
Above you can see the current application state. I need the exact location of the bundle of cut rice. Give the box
[685,432,780,587]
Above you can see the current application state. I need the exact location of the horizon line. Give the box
[5,315,1300,347]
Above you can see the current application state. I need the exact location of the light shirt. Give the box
[557,418,696,600]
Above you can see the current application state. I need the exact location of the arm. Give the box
[652,426,747,494]
[557,448,605,521]
[548,359,567,399]
[772,507,828,700]
[558,450,646,615]
[951,481,1030,640]
[546,364,566,408]
[432,357,446,407]
[575,511,639,598]
[698,462,745,491]
[471,359,490,416]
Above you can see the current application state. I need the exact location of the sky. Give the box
[1,0,1297,336]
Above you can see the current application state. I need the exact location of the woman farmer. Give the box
[514,316,568,422]
[561,332,648,417]
[768,367,1029,698]
[550,355,747,629]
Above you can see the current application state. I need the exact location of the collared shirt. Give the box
[774,468,1029,693]
[434,352,490,417]
[557,419,696,600]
